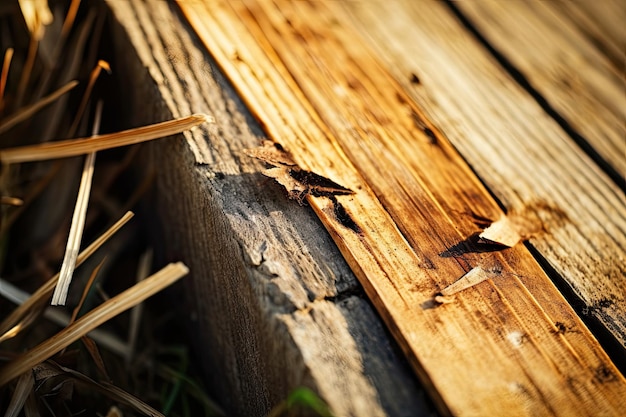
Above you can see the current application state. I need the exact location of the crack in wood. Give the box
[245,140,354,204]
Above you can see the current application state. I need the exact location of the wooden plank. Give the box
[453,0,625,181]
[342,0,626,354]
[178,1,626,416]
[105,1,431,416]
[545,0,625,75]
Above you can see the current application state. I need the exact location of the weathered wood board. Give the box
[453,0,625,182]
[340,0,626,355]
[175,1,626,416]
[545,0,625,79]
[107,0,626,416]
[106,1,431,416]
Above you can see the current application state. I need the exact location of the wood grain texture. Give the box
[106,1,431,416]
[454,0,625,181]
[179,1,626,416]
[545,0,625,75]
[342,0,626,353]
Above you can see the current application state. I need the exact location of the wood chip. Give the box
[439,266,499,298]
[478,215,522,247]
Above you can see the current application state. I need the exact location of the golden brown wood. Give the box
[179,1,626,415]
[342,0,626,353]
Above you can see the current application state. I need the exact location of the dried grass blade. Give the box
[126,249,152,365]
[61,0,82,39]
[0,278,127,356]
[0,311,41,344]
[99,381,164,417]
[0,262,189,387]
[0,305,41,345]
[14,22,39,108]
[0,211,134,337]
[4,370,34,417]
[18,0,53,40]
[69,260,112,380]
[0,196,23,206]
[51,150,96,306]
[23,390,39,417]
[40,362,164,417]
[104,406,122,417]
[0,113,212,163]
[70,258,106,323]
[81,335,110,382]
[0,80,79,135]
[52,101,103,306]
[68,61,110,137]
[0,47,14,114]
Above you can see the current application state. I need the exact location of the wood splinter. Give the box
[478,215,522,247]
[435,266,499,304]
[478,202,566,247]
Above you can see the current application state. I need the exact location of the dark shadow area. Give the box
[439,232,506,257]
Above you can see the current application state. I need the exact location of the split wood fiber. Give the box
[179,1,626,416]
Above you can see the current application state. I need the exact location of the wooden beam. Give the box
[106,1,430,416]
[178,1,626,416]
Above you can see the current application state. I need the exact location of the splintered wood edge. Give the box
[478,216,521,247]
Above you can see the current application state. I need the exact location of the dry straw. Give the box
[0,211,135,338]
[51,100,102,305]
[0,113,212,163]
[0,262,189,387]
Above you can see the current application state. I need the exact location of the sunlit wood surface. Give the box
[109,0,626,415]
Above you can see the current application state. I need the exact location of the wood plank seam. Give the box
[445,0,625,189]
